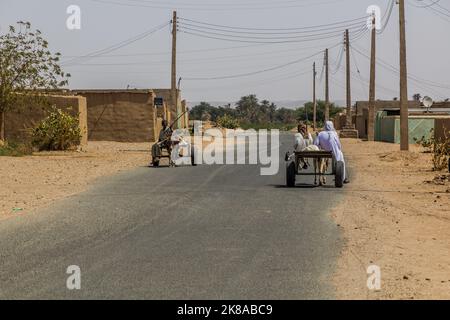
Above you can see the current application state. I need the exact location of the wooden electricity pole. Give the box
[313,62,317,130]
[345,29,352,128]
[325,49,330,122]
[399,0,409,150]
[171,11,180,128]
[367,15,377,141]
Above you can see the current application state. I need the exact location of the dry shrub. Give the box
[415,128,450,171]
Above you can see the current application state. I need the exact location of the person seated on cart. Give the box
[294,124,314,169]
[158,120,173,150]
[314,121,349,184]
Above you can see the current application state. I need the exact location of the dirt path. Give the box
[0,142,152,220]
[333,139,450,299]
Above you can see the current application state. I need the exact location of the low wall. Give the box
[379,116,437,144]
[5,95,88,146]
[74,90,157,142]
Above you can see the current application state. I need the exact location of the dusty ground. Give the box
[333,139,450,300]
[0,142,152,220]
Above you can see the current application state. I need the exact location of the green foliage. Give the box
[216,114,239,129]
[415,128,450,171]
[190,96,343,131]
[0,21,70,139]
[190,96,296,130]
[0,140,33,157]
[295,100,343,126]
[31,107,81,151]
[235,95,260,122]
[190,102,236,122]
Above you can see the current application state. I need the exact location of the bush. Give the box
[31,106,81,151]
[415,128,450,171]
[216,114,240,129]
[0,140,33,157]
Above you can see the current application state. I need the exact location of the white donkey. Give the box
[295,133,328,185]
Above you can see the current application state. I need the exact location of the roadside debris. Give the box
[424,174,450,185]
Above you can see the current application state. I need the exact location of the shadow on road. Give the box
[269,184,337,189]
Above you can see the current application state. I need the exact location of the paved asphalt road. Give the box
[0,133,344,299]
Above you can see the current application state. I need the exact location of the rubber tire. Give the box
[152,158,160,167]
[191,145,197,166]
[335,161,344,188]
[286,161,296,188]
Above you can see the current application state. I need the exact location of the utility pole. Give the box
[171,11,180,128]
[313,62,317,130]
[325,49,330,122]
[399,0,409,150]
[340,29,359,138]
[345,29,352,128]
[367,15,377,141]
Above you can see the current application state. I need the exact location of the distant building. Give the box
[334,100,450,143]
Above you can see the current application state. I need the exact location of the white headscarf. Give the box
[325,121,335,132]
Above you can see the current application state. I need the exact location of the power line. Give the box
[352,44,450,90]
[178,23,366,41]
[411,0,442,9]
[90,0,348,11]
[179,15,367,31]
[180,27,362,44]
[410,0,450,22]
[178,20,367,35]
[377,0,395,34]
[183,49,331,80]
[350,46,368,97]
[351,44,449,99]
[61,21,170,66]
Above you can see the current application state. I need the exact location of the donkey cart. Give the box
[285,150,344,188]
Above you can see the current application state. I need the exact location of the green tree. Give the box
[189,102,214,121]
[259,99,271,122]
[274,107,296,124]
[216,114,239,129]
[296,100,343,126]
[0,21,69,140]
[268,102,277,122]
[413,93,422,101]
[236,94,260,123]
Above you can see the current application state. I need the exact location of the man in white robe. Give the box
[294,125,315,169]
[314,121,349,184]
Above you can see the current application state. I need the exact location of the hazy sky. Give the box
[1,0,450,105]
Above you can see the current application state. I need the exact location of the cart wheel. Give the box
[152,157,160,167]
[286,161,296,188]
[335,161,344,188]
[191,145,197,166]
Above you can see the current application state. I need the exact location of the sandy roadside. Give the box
[333,139,450,299]
[0,141,152,220]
